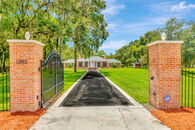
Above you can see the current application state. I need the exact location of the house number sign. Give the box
[16,59,28,64]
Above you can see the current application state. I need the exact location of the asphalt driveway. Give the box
[61,70,133,106]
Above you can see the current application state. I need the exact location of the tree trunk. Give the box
[2,56,6,71]
[74,44,77,72]
[60,38,62,57]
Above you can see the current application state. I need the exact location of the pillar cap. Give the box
[7,39,45,46]
[147,40,184,47]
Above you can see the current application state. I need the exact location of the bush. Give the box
[68,64,72,68]
[121,64,124,68]
[113,63,117,68]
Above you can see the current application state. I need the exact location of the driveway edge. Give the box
[98,70,142,107]
[52,70,88,107]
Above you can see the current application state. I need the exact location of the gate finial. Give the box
[25,31,30,40]
[161,32,166,41]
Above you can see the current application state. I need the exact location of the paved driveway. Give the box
[61,70,132,106]
[31,71,169,130]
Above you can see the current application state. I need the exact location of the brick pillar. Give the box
[148,41,183,109]
[8,40,45,112]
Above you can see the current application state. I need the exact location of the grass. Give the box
[181,68,195,108]
[64,68,86,91]
[0,72,10,111]
[99,68,149,104]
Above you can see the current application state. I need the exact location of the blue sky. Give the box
[99,0,195,54]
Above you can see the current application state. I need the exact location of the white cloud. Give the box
[107,23,117,30]
[108,17,168,35]
[171,1,195,12]
[103,5,125,15]
[100,40,128,50]
[102,0,125,16]
[149,1,174,14]
[189,4,195,8]
[171,1,188,12]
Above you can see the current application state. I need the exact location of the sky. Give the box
[99,0,195,54]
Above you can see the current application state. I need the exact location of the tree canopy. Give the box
[115,18,195,66]
[0,0,108,72]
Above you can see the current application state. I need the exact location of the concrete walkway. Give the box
[31,71,169,130]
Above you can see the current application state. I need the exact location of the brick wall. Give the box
[148,41,183,109]
[9,40,44,112]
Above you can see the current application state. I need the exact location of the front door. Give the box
[91,62,95,68]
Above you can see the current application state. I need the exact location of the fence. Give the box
[181,65,195,108]
[0,70,10,111]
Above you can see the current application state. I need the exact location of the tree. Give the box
[181,22,195,65]
[164,18,185,40]
[115,31,160,66]
[107,53,115,59]
[0,0,108,72]
[95,50,106,57]
[68,0,108,72]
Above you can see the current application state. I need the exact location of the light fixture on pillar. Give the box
[25,31,30,40]
[161,32,166,41]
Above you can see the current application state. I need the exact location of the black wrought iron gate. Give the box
[41,51,64,107]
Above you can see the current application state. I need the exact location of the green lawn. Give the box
[0,72,10,111]
[64,68,87,91]
[181,68,195,108]
[99,68,149,104]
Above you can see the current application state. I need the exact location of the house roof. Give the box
[106,59,121,63]
[132,62,141,64]
[63,56,121,63]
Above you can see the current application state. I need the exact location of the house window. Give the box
[72,63,74,67]
[66,63,69,67]
[97,62,100,67]
[110,63,113,67]
[85,62,88,67]
[79,62,82,67]
[117,63,119,66]
[103,62,106,67]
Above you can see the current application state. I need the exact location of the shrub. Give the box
[68,64,72,68]
[121,64,124,68]
[113,63,117,68]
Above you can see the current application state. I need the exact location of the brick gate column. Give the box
[148,40,183,109]
[8,40,45,112]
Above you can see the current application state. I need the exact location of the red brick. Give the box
[9,41,44,113]
[148,42,183,109]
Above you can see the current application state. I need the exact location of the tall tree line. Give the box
[0,0,108,72]
[115,18,195,66]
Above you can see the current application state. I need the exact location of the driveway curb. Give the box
[52,70,88,107]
